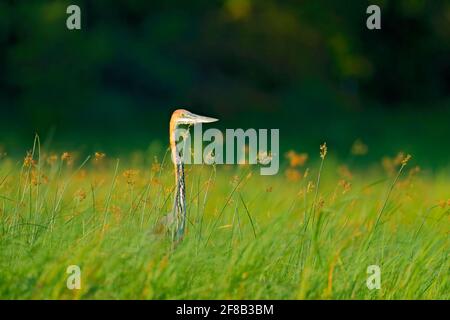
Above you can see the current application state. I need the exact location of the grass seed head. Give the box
[338,179,352,194]
[61,152,72,164]
[320,142,328,160]
[94,152,106,162]
[303,168,310,178]
[307,181,315,193]
[317,196,325,210]
[23,151,35,168]
[401,154,412,166]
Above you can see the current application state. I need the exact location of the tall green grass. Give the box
[0,140,448,299]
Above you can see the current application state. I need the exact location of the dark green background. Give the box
[0,1,449,166]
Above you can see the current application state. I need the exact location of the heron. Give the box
[168,109,218,241]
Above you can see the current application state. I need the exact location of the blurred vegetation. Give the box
[0,0,449,166]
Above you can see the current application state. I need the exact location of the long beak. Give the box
[187,112,218,124]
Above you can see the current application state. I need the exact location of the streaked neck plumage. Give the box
[169,115,187,240]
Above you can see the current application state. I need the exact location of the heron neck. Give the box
[170,119,186,215]
[169,117,180,166]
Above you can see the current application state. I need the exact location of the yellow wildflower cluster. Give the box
[30,170,49,186]
[23,152,36,168]
[285,168,302,182]
[438,199,450,209]
[284,150,308,182]
[123,170,140,186]
[46,154,58,166]
[382,152,412,175]
[351,139,368,155]
[74,188,87,202]
[151,157,161,174]
[61,152,73,166]
[94,152,106,162]
[338,179,352,194]
[285,151,308,167]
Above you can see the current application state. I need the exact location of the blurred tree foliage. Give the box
[0,0,449,163]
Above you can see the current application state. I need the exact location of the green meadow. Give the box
[0,138,448,300]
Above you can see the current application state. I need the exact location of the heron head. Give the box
[172,109,218,125]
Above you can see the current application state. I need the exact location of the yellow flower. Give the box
[41,174,49,185]
[30,170,39,186]
[123,169,139,186]
[351,139,368,155]
[23,151,35,168]
[74,189,87,202]
[409,166,421,177]
[285,150,308,167]
[61,152,72,163]
[317,197,325,210]
[438,199,450,209]
[285,168,301,182]
[94,152,106,161]
[150,157,161,173]
[382,152,409,175]
[31,171,49,186]
[338,179,352,194]
[77,169,87,180]
[46,154,58,166]
[151,177,161,186]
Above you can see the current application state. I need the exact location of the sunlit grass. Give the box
[0,138,448,299]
